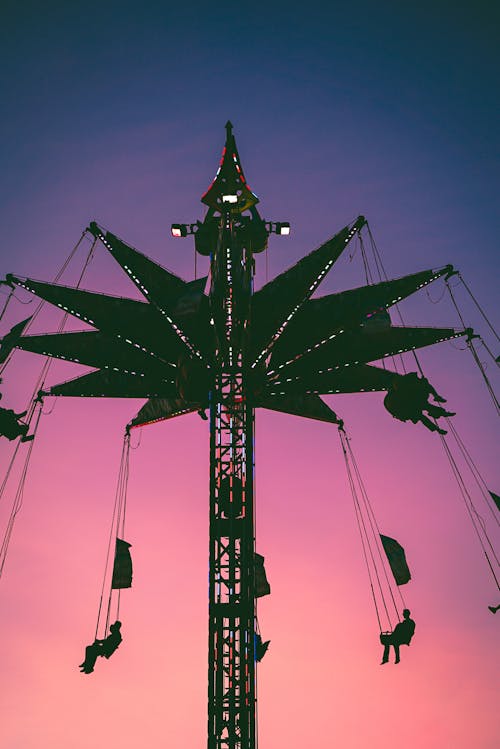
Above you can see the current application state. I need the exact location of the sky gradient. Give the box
[0,2,498,747]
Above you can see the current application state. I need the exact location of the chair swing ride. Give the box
[0,122,498,749]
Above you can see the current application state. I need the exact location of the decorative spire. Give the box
[201,122,259,212]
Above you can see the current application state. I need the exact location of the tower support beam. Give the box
[208,367,255,748]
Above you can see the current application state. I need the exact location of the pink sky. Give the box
[0,4,498,747]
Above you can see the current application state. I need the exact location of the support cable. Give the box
[476,336,499,368]
[358,233,374,285]
[0,402,43,578]
[363,226,407,374]
[446,281,499,415]
[0,235,97,579]
[366,223,499,593]
[0,230,91,375]
[439,430,499,591]
[458,273,499,345]
[446,420,499,528]
[344,433,406,615]
[95,430,131,639]
[338,427,395,631]
[0,287,15,324]
[340,429,383,631]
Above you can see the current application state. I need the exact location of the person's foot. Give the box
[437,428,447,435]
[16,410,27,419]
[380,660,388,665]
[21,434,34,442]
[435,395,446,403]
[443,411,456,417]
[395,659,400,664]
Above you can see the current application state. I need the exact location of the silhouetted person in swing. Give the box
[101,620,122,657]
[384,373,455,435]
[380,609,415,664]
[255,633,270,662]
[0,406,34,442]
[79,621,122,674]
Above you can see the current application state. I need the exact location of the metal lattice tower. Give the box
[207,204,256,747]
[3,122,469,749]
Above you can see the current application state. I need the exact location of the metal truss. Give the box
[208,366,255,749]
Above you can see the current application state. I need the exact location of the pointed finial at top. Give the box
[201,122,259,211]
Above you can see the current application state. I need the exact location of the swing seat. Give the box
[380,632,393,645]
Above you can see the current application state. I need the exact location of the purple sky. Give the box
[0,3,498,747]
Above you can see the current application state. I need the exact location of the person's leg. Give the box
[381,643,390,664]
[80,643,100,673]
[394,643,401,664]
[20,424,34,443]
[419,414,446,435]
[426,404,455,418]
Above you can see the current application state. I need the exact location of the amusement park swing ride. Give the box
[0,122,498,749]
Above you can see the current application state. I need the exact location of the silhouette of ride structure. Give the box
[1,123,498,749]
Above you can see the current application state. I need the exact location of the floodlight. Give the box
[276,222,290,235]
[171,224,188,237]
[222,194,238,204]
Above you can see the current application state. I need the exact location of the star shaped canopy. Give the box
[5,223,465,428]
[2,125,468,429]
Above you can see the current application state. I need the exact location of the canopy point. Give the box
[201,122,259,213]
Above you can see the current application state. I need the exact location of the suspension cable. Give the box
[439,430,499,590]
[339,427,401,631]
[344,433,406,615]
[446,420,499,528]
[339,428,383,631]
[0,287,15,324]
[0,403,43,578]
[458,273,499,345]
[476,336,499,368]
[358,233,374,285]
[366,223,499,593]
[363,226,407,374]
[0,235,97,579]
[0,230,91,376]
[95,430,131,640]
[446,281,499,414]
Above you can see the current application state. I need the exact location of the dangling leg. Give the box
[419,414,447,435]
[426,403,455,419]
[79,642,101,674]
[19,424,34,443]
[381,639,391,664]
[393,643,401,664]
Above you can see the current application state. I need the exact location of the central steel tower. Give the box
[204,124,261,748]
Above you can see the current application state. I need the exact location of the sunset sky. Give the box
[0,2,498,747]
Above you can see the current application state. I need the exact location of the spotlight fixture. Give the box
[171,223,199,238]
[276,222,290,235]
[171,224,187,237]
[265,221,291,235]
[222,194,238,204]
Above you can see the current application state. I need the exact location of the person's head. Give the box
[402,609,411,619]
